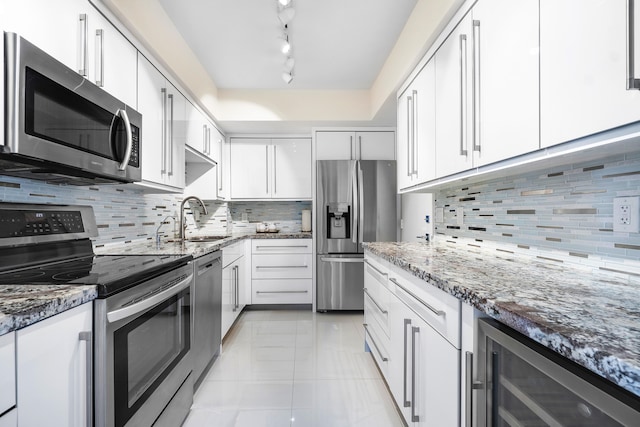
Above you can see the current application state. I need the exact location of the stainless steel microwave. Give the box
[2,32,141,185]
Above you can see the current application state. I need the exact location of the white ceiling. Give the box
[156,0,418,91]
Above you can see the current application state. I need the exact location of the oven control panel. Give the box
[0,209,85,238]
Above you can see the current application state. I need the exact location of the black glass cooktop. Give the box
[0,253,192,297]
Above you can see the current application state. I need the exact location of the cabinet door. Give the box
[472,0,539,166]
[87,8,137,108]
[166,84,186,188]
[0,333,15,416]
[221,263,235,338]
[435,14,474,178]
[1,0,84,73]
[236,255,247,311]
[541,0,640,148]
[272,138,312,199]
[230,139,270,198]
[315,131,355,160]
[357,132,396,160]
[17,304,92,427]
[210,124,224,164]
[412,61,436,184]
[186,102,208,156]
[138,54,168,185]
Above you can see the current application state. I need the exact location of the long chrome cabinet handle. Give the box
[350,135,354,160]
[255,265,308,269]
[117,109,132,171]
[389,277,446,317]
[265,145,269,194]
[256,290,308,294]
[363,288,388,314]
[255,244,309,249]
[273,145,277,194]
[411,326,420,422]
[79,331,92,427]
[320,257,363,263]
[491,351,499,424]
[203,124,207,154]
[628,0,640,89]
[459,34,469,157]
[78,14,88,76]
[161,88,167,174]
[207,127,211,155]
[168,94,174,176]
[472,20,481,152]
[403,318,411,408]
[107,273,193,323]
[363,324,389,361]
[219,141,224,191]
[406,95,412,177]
[95,29,104,87]
[358,136,363,160]
[364,259,387,278]
[235,265,240,309]
[412,89,418,175]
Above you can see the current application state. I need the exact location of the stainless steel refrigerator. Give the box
[316,160,397,311]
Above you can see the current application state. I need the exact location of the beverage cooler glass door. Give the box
[476,319,640,427]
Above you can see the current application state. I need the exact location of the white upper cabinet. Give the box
[397,59,436,191]
[471,0,539,166]
[1,0,137,108]
[435,13,474,178]
[186,102,221,163]
[540,0,640,148]
[137,54,185,191]
[230,138,311,200]
[316,131,395,160]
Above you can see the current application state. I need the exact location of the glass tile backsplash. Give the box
[433,153,640,276]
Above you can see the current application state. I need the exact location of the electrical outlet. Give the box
[613,196,640,233]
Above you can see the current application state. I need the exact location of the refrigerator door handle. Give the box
[358,162,364,245]
[351,161,359,244]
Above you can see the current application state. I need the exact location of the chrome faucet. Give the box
[179,196,208,241]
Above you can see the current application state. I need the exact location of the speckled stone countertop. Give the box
[363,241,640,398]
[0,285,97,336]
[95,232,312,257]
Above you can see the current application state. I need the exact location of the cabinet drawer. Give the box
[251,239,312,254]
[0,332,15,416]
[363,320,390,379]
[252,254,312,279]
[365,286,390,338]
[364,258,391,311]
[391,270,461,348]
[251,279,312,304]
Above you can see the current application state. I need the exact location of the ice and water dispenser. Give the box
[326,203,351,239]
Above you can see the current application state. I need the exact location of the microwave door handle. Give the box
[116,109,133,171]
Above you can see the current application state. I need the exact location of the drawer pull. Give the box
[364,288,388,314]
[255,290,309,294]
[255,245,309,249]
[364,259,388,277]
[255,265,308,269]
[363,323,388,362]
[320,257,363,263]
[389,278,446,317]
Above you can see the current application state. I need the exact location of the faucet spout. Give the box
[179,196,208,241]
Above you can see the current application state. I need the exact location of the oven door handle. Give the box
[107,273,193,323]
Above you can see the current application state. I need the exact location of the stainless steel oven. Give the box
[474,318,640,426]
[94,264,194,427]
[3,32,141,184]
[0,203,195,427]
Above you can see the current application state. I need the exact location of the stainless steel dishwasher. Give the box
[193,251,222,388]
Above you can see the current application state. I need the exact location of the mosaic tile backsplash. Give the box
[433,153,640,276]
[0,176,310,248]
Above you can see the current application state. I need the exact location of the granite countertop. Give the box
[95,232,313,257]
[363,241,640,398]
[0,285,97,336]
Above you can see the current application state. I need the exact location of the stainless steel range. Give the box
[0,203,194,427]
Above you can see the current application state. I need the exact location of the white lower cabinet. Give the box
[365,253,460,426]
[16,303,93,427]
[251,239,312,304]
[222,241,247,338]
[0,332,15,424]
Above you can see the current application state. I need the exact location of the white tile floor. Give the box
[183,309,405,427]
